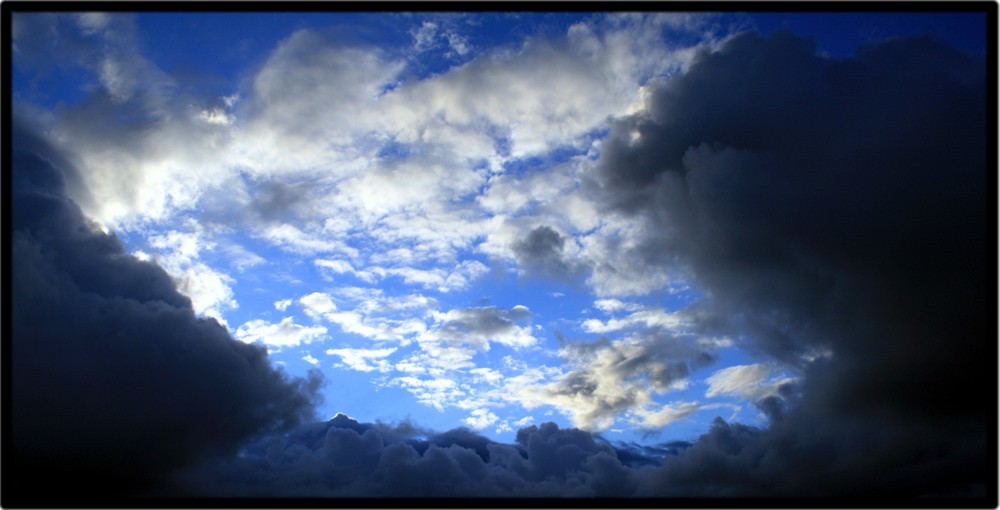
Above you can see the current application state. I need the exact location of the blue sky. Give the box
[10,8,988,455]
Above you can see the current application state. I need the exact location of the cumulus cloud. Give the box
[583,30,990,497]
[463,409,501,430]
[8,118,322,502]
[507,332,716,431]
[426,304,536,350]
[145,222,239,324]
[512,225,582,281]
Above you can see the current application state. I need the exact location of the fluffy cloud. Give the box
[8,118,322,502]
[426,305,536,350]
[145,222,239,324]
[463,409,501,430]
[506,332,715,431]
[235,317,329,349]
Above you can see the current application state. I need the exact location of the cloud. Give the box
[584,30,990,497]
[463,409,500,430]
[505,326,718,431]
[580,307,687,334]
[235,317,329,348]
[299,291,337,318]
[8,117,322,501]
[326,347,398,372]
[426,305,537,350]
[512,225,581,281]
[173,415,648,497]
[628,401,705,428]
[305,290,434,343]
[145,222,239,324]
[704,363,795,401]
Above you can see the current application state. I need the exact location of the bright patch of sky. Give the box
[10,10,980,447]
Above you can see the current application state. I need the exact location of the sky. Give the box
[6,6,994,503]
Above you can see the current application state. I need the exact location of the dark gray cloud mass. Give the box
[6,118,323,504]
[513,224,585,282]
[584,30,992,498]
[172,414,652,497]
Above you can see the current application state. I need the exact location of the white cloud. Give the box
[411,21,439,52]
[468,367,504,385]
[705,364,796,400]
[326,347,397,373]
[258,223,357,257]
[580,308,687,334]
[357,260,489,293]
[593,298,641,313]
[300,292,337,318]
[274,299,293,312]
[170,262,238,325]
[235,317,328,348]
[76,12,111,34]
[197,108,234,126]
[146,221,238,324]
[390,376,464,412]
[302,353,320,366]
[314,259,355,274]
[463,408,499,430]
[512,416,534,427]
[628,401,704,428]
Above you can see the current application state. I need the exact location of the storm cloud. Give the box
[7,118,323,503]
[583,30,991,498]
[172,414,650,497]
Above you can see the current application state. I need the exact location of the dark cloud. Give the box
[7,117,323,504]
[173,415,648,497]
[513,224,584,282]
[248,179,318,222]
[585,30,992,499]
[434,305,532,345]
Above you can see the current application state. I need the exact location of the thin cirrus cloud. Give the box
[6,7,992,504]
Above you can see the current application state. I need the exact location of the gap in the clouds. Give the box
[104,216,787,449]
[501,143,589,178]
